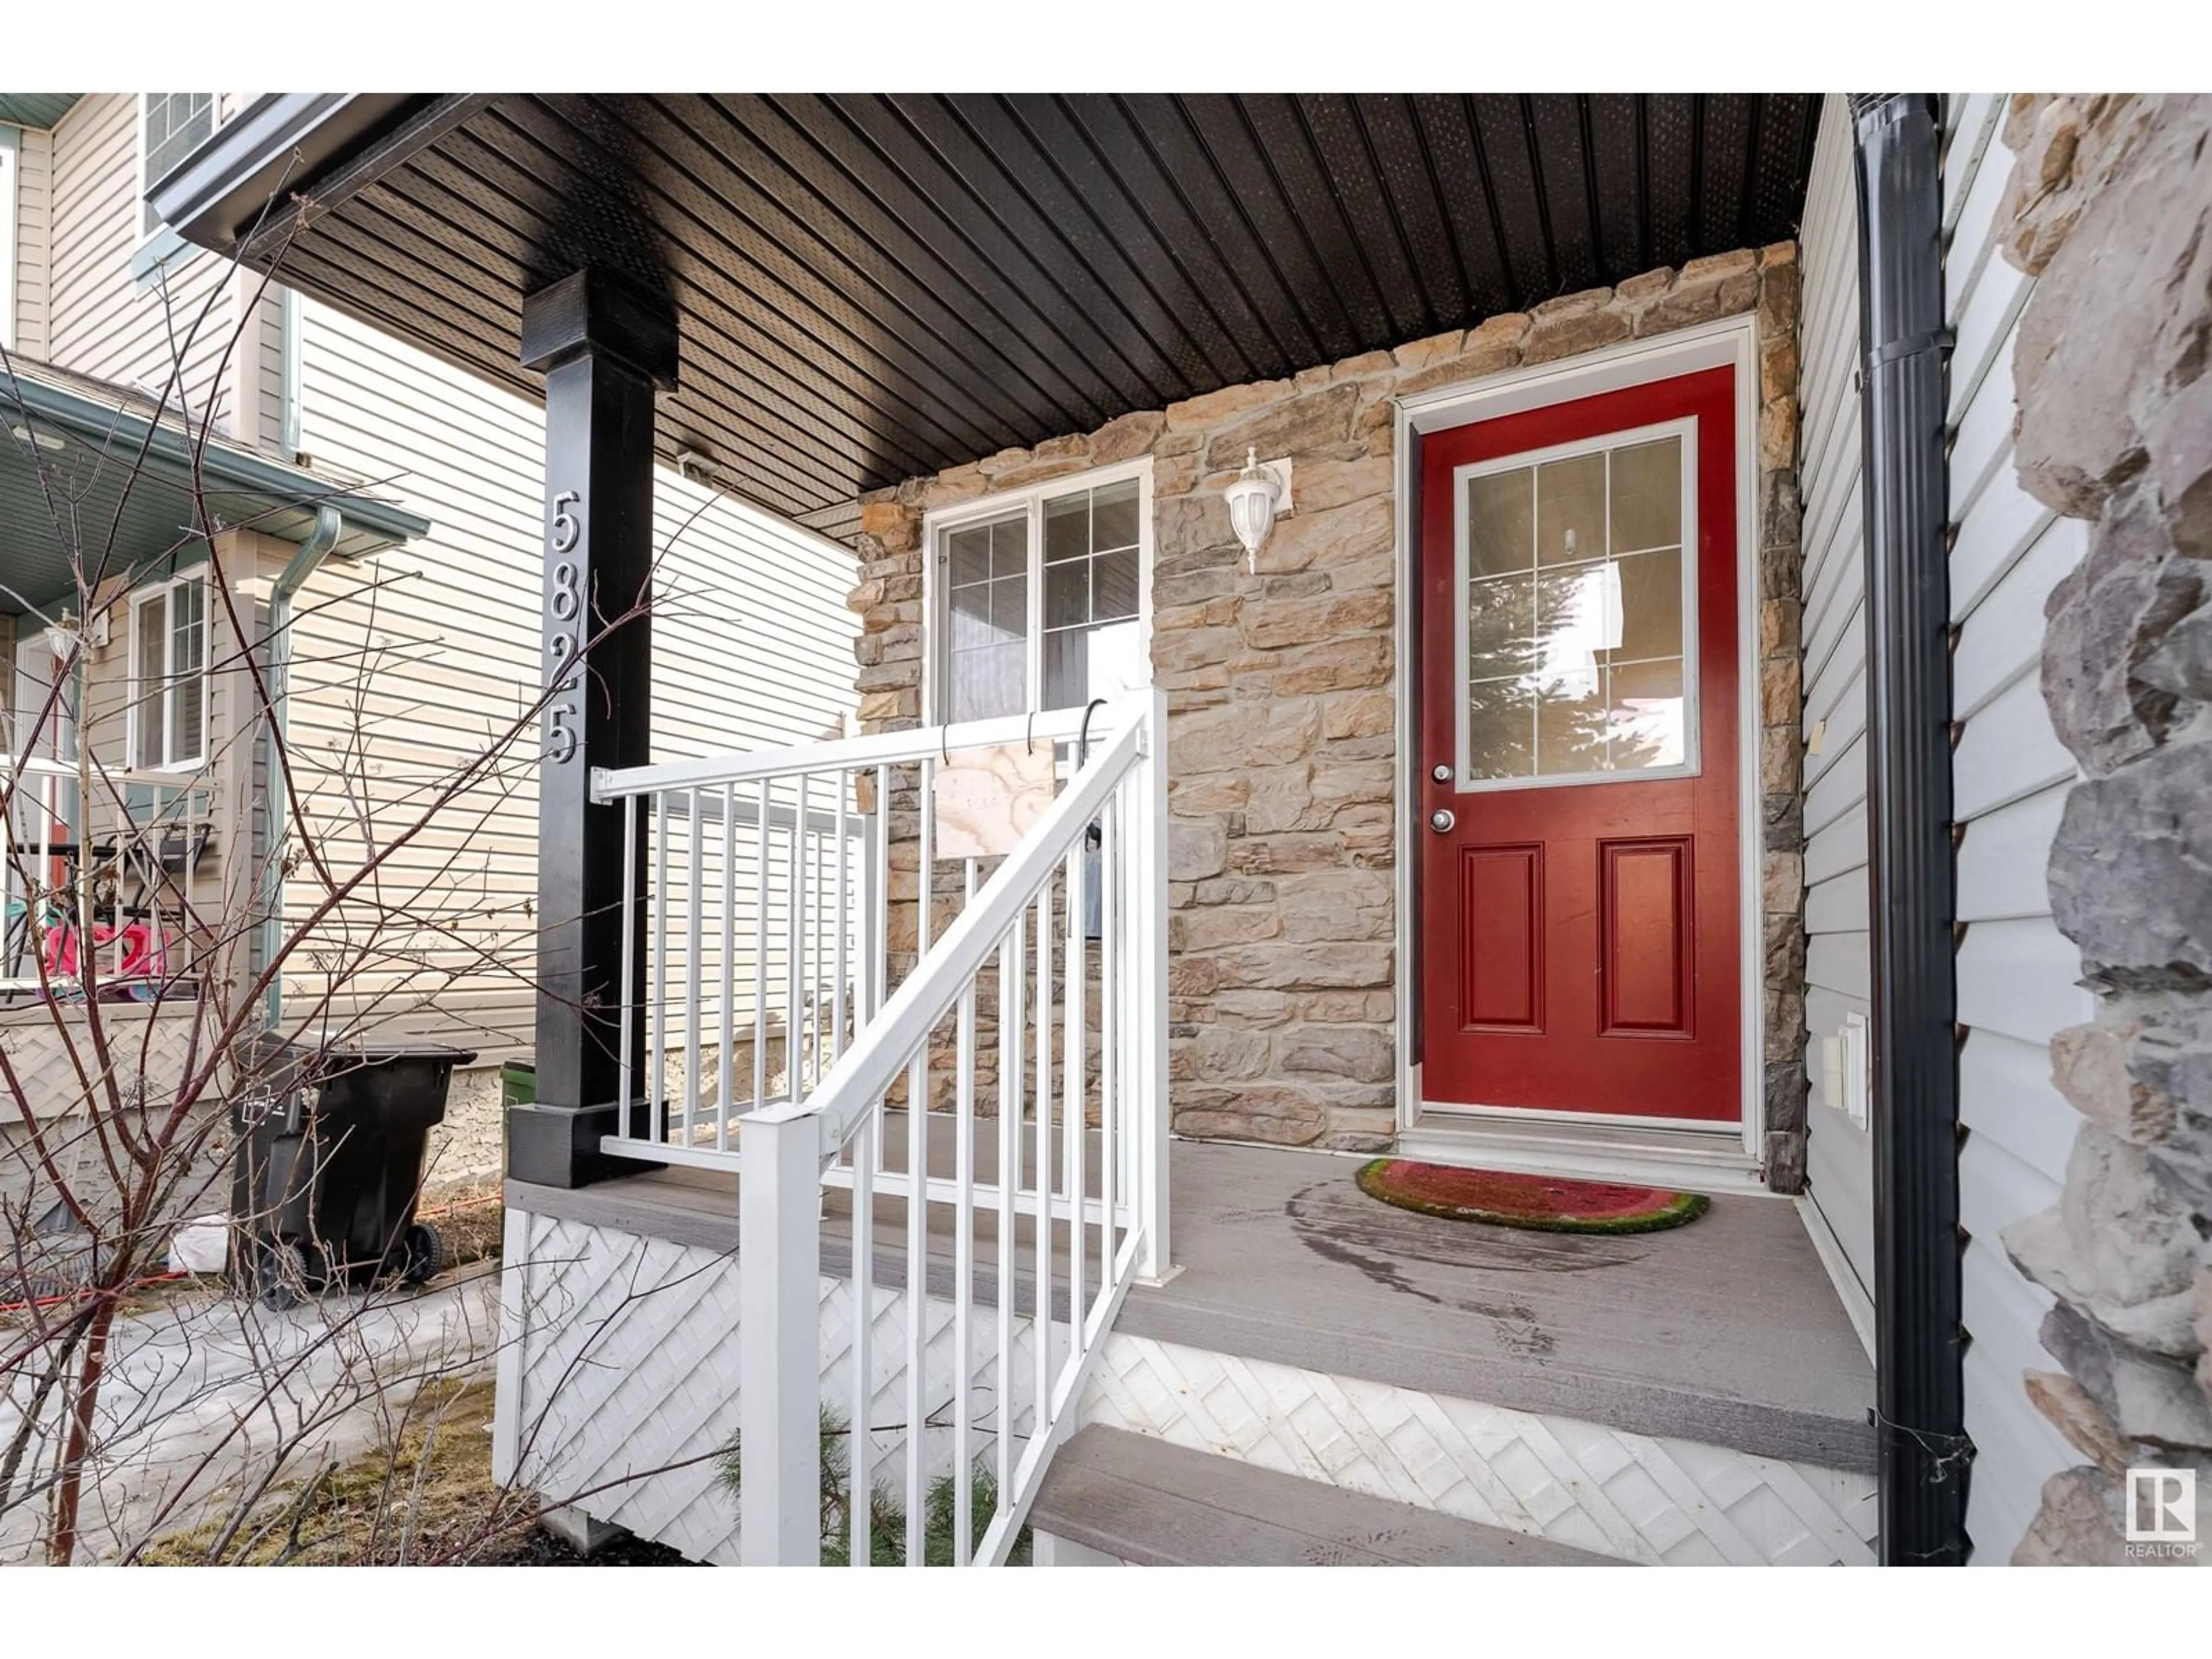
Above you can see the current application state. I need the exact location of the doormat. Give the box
[1354,1159,1710,1235]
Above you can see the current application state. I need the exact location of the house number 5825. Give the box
[544,490,582,764]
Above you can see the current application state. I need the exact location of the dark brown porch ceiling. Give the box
[165,94,1821,527]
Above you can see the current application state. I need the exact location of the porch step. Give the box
[1081,1141,1881,1565]
[1031,1427,1616,1566]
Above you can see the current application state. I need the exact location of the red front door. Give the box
[1418,367,1741,1122]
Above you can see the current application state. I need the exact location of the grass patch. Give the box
[141,1378,537,1565]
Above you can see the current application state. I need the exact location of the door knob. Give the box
[1429,809,1455,834]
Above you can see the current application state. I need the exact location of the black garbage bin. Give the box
[232,1039,476,1307]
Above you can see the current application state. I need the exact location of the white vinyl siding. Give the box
[263,286,293,455]
[1796,97,1876,1313]
[44,94,238,438]
[1794,91,2083,1565]
[286,300,858,1056]
[7,123,54,358]
[1941,92,2085,1566]
[1,130,17,351]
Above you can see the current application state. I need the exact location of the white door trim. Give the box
[1389,314,1767,1182]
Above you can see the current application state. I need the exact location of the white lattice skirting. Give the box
[1080,1333,1877,1566]
[495,1209,1056,1565]
[496,1210,1874,1566]
[1,1003,203,1218]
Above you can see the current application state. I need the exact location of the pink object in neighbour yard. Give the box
[41,916,168,989]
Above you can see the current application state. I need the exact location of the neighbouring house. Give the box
[139,92,2211,1567]
[0,94,859,1205]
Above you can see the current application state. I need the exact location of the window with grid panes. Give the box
[130,574,207,770]
[936,469,1148,721]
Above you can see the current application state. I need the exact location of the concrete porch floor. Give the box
[507,1128,1874,1475]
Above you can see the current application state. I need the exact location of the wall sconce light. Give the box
[1224,446,1293,573]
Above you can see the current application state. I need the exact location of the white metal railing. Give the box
[1,753,210,997]
[595,694,1168,1565]
[592,700,1155,1165]
[590,760,872,1162]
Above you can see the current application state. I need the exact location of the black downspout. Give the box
[1851,93,1971,1566]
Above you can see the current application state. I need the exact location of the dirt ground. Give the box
[418,1183,505,1271]
[487,1524,697,1566]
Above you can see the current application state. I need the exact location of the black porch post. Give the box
[505,268,677,1188]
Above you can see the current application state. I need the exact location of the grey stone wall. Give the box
[847,248,1808,1172]
[1991,94,2212,1564]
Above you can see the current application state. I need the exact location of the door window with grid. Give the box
[1456,422,1698,789]
[937,469,1149,722]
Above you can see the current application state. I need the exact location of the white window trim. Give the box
[135,93,219,268]
[919,456,1155,726]
[127,571,209,773]
[1450,414,1702,793]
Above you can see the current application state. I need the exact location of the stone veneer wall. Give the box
[1987,95,2212,1563]
[846,246,1809,1173]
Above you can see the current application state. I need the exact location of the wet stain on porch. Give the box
[1281,1176,1669,1359]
